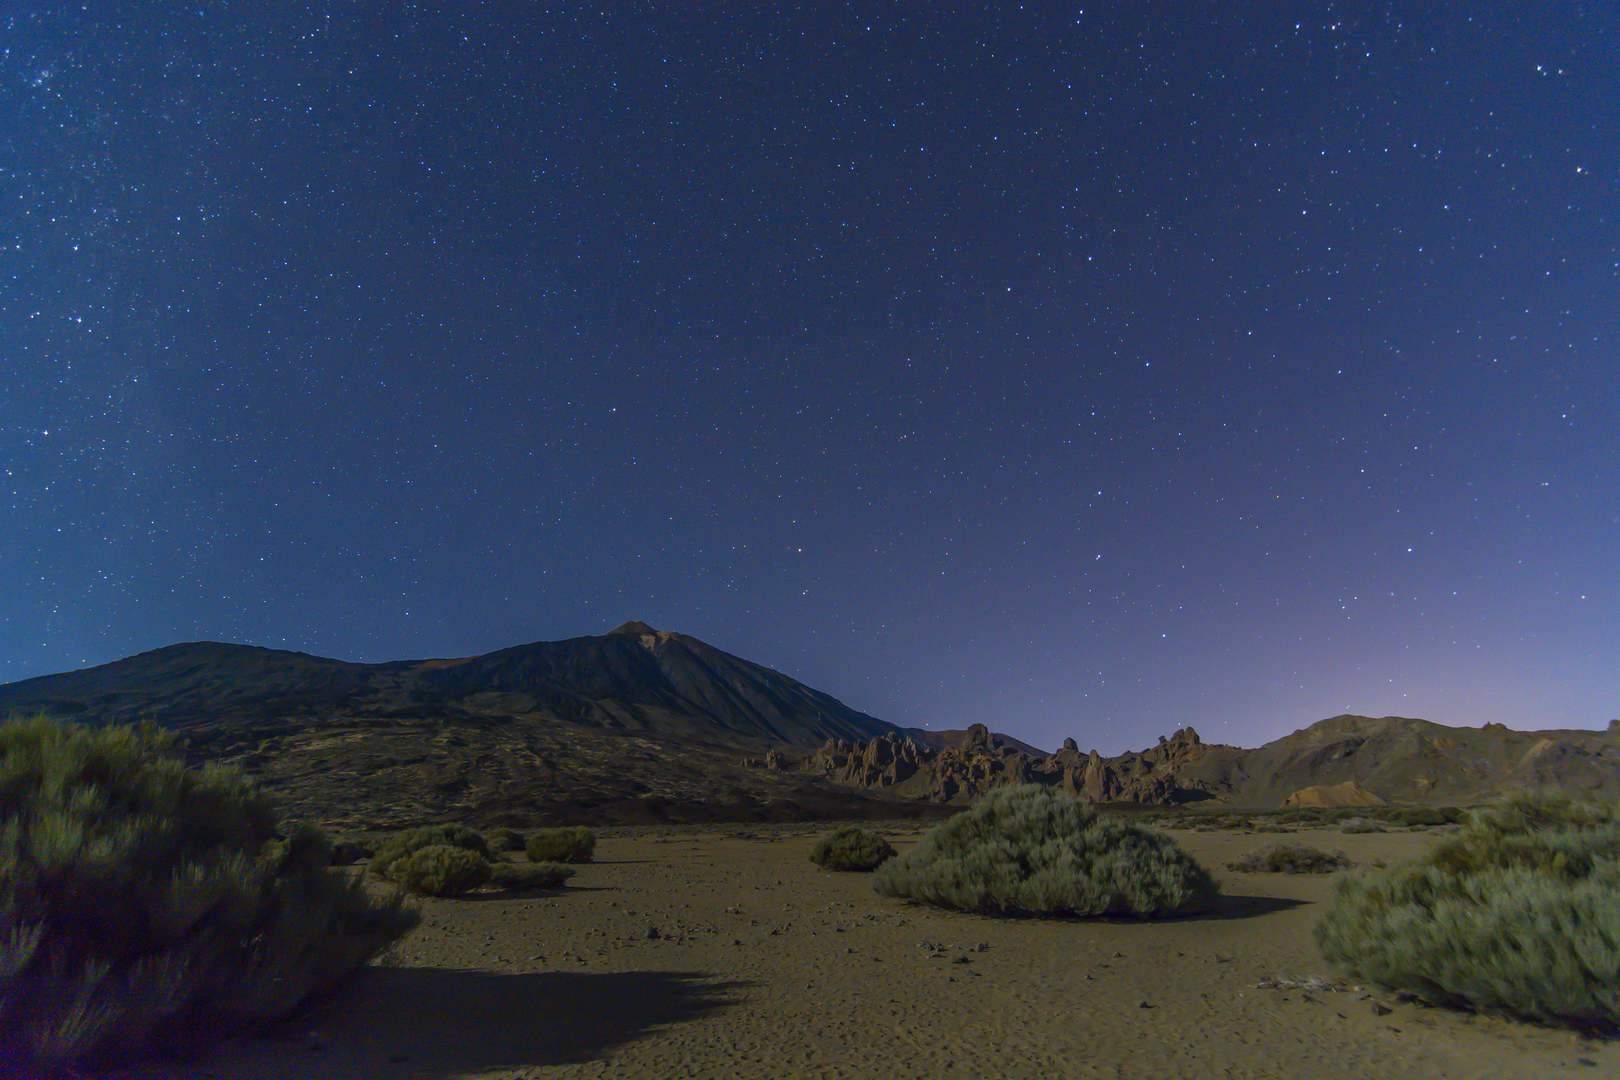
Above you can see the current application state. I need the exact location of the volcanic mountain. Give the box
[0,622,923,827]
[3,623,1615,826]
[0,621,892,745]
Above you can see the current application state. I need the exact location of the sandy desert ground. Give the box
[154,824,1617,1080]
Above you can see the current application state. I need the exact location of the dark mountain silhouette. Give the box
[0,624,922,828]
[0,623,895,748]
[3,626,1615,825]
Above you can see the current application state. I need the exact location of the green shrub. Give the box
[872,785,1217,917]
[1227,843,1351,874]
[491,861,575,890]
[1378,805,1463,828]
[526,826,595,863]
[329,838,373,865]
[389,845,492,897]
[810,827,896,872]
[1316,794,1620,1033]
[0,716,416,1072]
[370,824,489,882]
[488,827,526,852]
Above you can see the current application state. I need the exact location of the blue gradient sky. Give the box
[3,5,1615,752]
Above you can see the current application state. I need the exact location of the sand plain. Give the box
[156,823,1617,1079]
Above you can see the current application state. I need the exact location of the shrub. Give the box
[389,845,492,897]
[489,827,527,852]
[329,838,373,865]
[1316,794,1620,1033]
[1227,843,1351,874]
[370,824,489,882]
[810,827,896,872]
[872,785,1218,917]
[526,826,595,863]
[1379,806,1463,828]
[0,716,416,1072]
[491,861,575,890]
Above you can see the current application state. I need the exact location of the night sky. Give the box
[4,5,1616,752]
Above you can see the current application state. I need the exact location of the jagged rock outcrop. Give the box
[800,724,1225,805]
[789,713,1620,809]
[807,724,1042,801]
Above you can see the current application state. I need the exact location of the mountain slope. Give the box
[0,622,895,749]
[1224,714,1620,805]
[413,621,893,745]
[0,623,912,828]
[4,631,1615,823]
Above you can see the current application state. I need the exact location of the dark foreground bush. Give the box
[0,716,417,1073]
[1316,794,1620,1033]
[389,844,492,897]
[491,861,575,890]
[810,827,896,871]
[370,824,490,883]
[526,826,595,863]
[1228,843,1351,874]
[872,785,1218,917]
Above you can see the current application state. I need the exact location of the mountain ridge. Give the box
[792,714,1620,808]
[0,626,899,749]
[2,628,1615,825]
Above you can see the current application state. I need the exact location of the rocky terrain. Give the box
[2,622,1616,827]
[154,823,1619,1080]
[0,622,932,830]
[781,714,1620,807]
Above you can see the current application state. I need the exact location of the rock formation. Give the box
[797,724,1226,805]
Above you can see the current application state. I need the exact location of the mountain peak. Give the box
[606,620,658,636]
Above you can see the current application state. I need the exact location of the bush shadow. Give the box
[247,967,744,1077]
[1196,893,1310,921]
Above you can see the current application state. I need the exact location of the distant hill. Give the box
[1219,713,1620,806]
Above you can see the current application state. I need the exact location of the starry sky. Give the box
[3,5,1616,752]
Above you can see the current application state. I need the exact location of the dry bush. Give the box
[1316,794,1620,1033]
[0,716,416,1073]
[389,844,492,897]
[872,785,1217,917]
[488,827,527,852]
[810,827,895,871]
[370,824,489,883]
[526,826,595,863]
[1227,843,1351,874]
[491,861,575,890]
